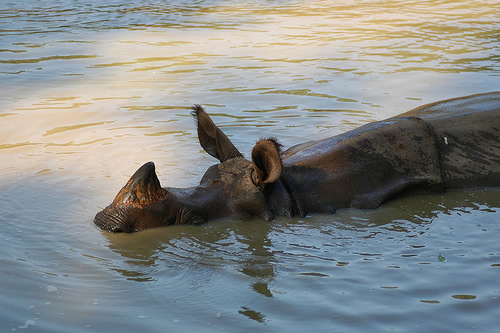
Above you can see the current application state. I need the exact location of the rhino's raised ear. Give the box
[251,138,283,189]
[192,105,243,162]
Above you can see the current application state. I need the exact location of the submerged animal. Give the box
[95,92,500,232]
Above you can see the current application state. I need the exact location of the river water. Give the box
[1,1,499,332]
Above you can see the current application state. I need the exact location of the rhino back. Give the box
[281,117,444,213]
[399,91,500,189]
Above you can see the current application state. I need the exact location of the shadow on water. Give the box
[103,217,275,277]
[103,217,277,322]
[332,187,500,230]
[100,187,500,323]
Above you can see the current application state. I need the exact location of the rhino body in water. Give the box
[95,92,500,232]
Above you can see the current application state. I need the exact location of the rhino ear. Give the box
[251,138,283,189]
[192,105,243,162]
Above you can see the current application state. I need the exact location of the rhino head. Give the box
[94,105,284,232]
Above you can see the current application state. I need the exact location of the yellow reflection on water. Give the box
[1,0,498,188]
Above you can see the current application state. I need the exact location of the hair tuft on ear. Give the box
[191,104,203,124]
[259,137,283,153]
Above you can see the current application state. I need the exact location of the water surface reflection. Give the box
[2,0,500,331]
[99,188,499,326]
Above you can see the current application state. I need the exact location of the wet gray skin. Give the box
[95,92,500,232]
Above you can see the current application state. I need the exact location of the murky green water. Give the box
[1,1,499,332]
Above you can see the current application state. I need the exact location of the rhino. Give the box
[94,92,500,232]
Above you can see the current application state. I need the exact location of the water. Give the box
[1,0,499,331]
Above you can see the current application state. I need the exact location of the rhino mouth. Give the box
[94,206,135,233]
